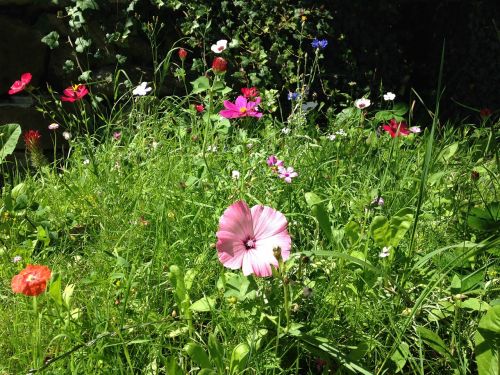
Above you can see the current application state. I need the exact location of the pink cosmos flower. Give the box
[61,84,89,102]
[220,96,263,119]
[278,166,298,183]
[216,201,291,277]
[382,119,410,138]
[8,73,32,95]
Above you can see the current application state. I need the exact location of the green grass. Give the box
[0,93,499,374]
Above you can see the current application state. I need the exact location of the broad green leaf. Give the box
[49,273,63,307]
[467,203,500,233]
[191,76,210,94]
[390,341,410,373]
[370,208,413,248]
[184,342,212,369]
[437,142,459,163]
[229,343,250,374]
[190,296,216,312]
[208,333,225,372]
[344,221,360,244]
[458,298,490,312]
[370,216,390,247]
[416,326,450,358]
[475,305,500,375]
[305,192,332,240]
[0,123,21,164]
[450,275,461,294]
[62,284,75,308]
[184,268,197,291]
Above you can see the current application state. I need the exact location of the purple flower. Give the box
[311,38,328,49]
[278,166,298,183]
[287,92,300,101]
[113,132,121,141]
[267,155,284,168]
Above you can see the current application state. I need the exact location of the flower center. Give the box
[72,84,80,91]
[244,238,256,249]
[26,274,37,282]
[239,107,247,113]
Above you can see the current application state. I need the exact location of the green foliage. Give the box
[0,123,21,164]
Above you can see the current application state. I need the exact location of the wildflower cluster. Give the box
[267,155,298,183]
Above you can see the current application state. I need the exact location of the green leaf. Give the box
[475,305,500,375]
[416,326,450,358]
[191,76,210,94]
[189,296,216,312]
[208,333,225,372]
[390,341,410,373]
[370,208,413,248]
[436,142,459,163]
[41,31,60,49]
[450,275,461,294]
[62,283,75,308]
[305,192,332,240]
[49,273,63,307]
[457,298,490,312]
[229,343,250,374]
[344,221,360,244]
[467,203,500,233]
[184,342,212,369]
[370,216,390,247]
[0,123,21,164]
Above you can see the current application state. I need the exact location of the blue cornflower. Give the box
[311,38,328,49]
[287,92,300,101]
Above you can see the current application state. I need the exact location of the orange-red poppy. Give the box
[11,265,51,296]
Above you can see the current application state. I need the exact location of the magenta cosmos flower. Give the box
[216,201,291,277]
[220,96,263,119]
[9,73,32,95]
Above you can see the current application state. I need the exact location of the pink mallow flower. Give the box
[278,166,298,183]
[9,73,32,95]
[220,96,262,119]
[216,201,291,277]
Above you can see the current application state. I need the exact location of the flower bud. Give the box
[178,48,188,60]
[212,57,228,74]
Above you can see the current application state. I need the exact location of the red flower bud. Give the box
[178,48,188,60]
[195,104,204,112]
[480,108,492,119]
[212,57,228,74]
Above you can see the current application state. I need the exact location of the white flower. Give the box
[409,126,421,134]
[48,123,59,130]
[231,170,240,179]
[327,134,336,141]
[246,143,253,149]
[62,131,72,140]
[383,92,396,101]
[354,98,371,109]
[281,127,291,135]
[211,39,228,54]
[151,141,159,150]
[83,159,90,165]
[379,246,391,258]
[335,129,347,136]
[207,145,217,152]
[301,101,318,112]
[132,82,152,96]
[371,196,384,206]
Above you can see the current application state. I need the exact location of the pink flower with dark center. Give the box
[382,119,410,138]
[220,96,262,119]
[8,73,32,95]
[216,201,291,277]
[61,84,89,102]
[278,166,298,183]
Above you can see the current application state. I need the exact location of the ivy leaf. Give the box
[41,31,60,49]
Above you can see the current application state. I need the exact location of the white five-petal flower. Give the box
[383,92,396,101]
[211,39,228,54]
[132,82,152,96]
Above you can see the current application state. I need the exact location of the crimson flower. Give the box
[11,265,51,296]
[216,201,291,277]
[480,108,492,119]
[382,119,410,138]
[220,96,262,119]
[178,48,188,60]
[24,130,42,152]
[195,104,204,112]
[241,87,259,99]
[61,84,89,102]
[8,73,32,95]
[212,57,228,74]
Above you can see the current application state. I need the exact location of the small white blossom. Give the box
[151,141,159,150]
[354,98,371,109]
[211,39,228,54]
[383,92,396,101]
[281,127,291,135]
[132,82,152,96]
[409,126,421,134]
[12,255,22,263]
[207,145,217,153]
[327,134,336,141]
[231,170,240,179]
[62,131,72,140]
[48,123,59,130]
[379,246,391,258]
[335,129,347,136]
[83,159,90,165]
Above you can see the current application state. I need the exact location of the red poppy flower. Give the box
[382,119,410,138]
[61,84,89,102]
[178,48,188,60]
[241,87,259,99]
[8,73,32,95]
[212,57,228,74]
[11,265,52,296]
[480,108,492,118]
[23,130,42,152]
